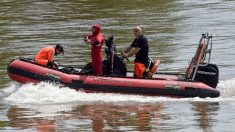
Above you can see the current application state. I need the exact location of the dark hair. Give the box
[55,44,64,53]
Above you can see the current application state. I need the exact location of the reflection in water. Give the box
[5,102,221,131]
[78,103,163,131]
[6,105,61,131]
[191,102,219,132]
[36,120,55,132]
[6,103,163,131]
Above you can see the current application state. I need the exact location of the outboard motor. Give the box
[186,33,219,88]
[194,63,219,88]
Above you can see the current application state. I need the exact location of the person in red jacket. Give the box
[84,24,105,76]
[34,44,64,68]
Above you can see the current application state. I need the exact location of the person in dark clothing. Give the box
[122,27,149,78]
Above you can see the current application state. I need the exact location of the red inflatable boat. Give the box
[7,34,220,98]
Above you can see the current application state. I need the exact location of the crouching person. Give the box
[35,44,64,69]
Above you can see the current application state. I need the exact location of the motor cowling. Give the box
[194,63,219,88]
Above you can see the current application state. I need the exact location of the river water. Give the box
[0,0,235,131]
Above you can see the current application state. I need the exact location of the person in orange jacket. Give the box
[34,44,64,68]
[84,24,105,76]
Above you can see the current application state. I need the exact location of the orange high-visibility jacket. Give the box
[35,47,55,66]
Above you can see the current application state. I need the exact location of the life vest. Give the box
[35,47,55,66]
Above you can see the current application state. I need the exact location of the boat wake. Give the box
[0,83,21,99]
[2,78,235,104]
[217,78,235,99]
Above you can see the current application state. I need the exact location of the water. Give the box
[0,0,235,131]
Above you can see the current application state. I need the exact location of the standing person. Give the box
[84,23,105,76]
[34,44,64,68]
[121,26,149,78]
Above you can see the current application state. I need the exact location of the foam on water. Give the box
[217,78,235,98]
[2,78,235,104]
